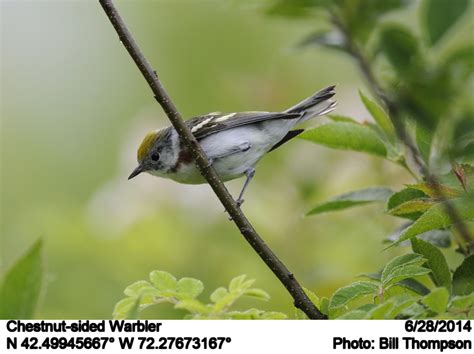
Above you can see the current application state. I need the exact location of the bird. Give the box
[128,85,336,206]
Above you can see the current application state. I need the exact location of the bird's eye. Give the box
[151,152,160,161]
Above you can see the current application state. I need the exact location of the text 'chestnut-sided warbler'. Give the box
[129,85,336,205]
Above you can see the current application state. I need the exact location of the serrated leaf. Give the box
[149,271,177,292]
[449,293,474,310]
[329,281,379,310]
[383,265,431,288]
[210,287,228,303]
[338,309,369,319]
[0,239,43,319]
[243,288,270,301]
[388,198,435,217]
[176,278,204,299]
[422,0,469,46]
[307,187,393,215]
[124,281,155,297]
[395,198,474,244]
[407,183,463,199]
[411,238,452,293]
[453,255,474,296]
[300,122,387,157]
[422,287,450,313]
[381,253,426,284]
[359,90,396,142]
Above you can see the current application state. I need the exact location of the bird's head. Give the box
[128,127,178,179]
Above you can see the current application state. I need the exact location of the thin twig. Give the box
[331,14,473,252]
[99,0,326,319]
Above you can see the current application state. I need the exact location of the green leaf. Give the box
[383,265,431,288]
[379,24,421,74]
[149,271,177,292]
[395,198,474,244]
[388,198,435,217]
[359,90,396,142]
[174,299,209,314]
[226,309,287,319]
[387,188,429,220]
[307,187,393,215]
[397,278,430,296]
[387,188,428,210]
[338,309,370,319]
[449,293,474,310]
[422,287,450,313]
[416,123,434,164]
[303,287,320,308]
[411,238,452,293]
[300,122,387,157]
[453,255,474,296]
[443,45,474,79]
[0,239,43,319]
[124,281,155,297]
[229,275,254,292]
[176,278,204,299]
[113,297,139,320]
[320,297,329,315]
[327,114,359,124]
[422,0,469,46]
[210,287,228,303]
[381,253,426,283]
[329,281,379,310]
[243,288,270,301]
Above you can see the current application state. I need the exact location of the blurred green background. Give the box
[1,0,468,318]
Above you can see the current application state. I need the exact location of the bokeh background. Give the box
[1,0,470,318]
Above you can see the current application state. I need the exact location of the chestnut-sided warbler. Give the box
[129,85,336,205]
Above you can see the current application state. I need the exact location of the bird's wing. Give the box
[186,111,301,140]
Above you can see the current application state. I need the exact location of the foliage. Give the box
[113,271,287,319]
[266,0,474,319]
[307,250,473,319]
[0,239,43,319]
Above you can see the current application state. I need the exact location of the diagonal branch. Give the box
[99,0,325,319]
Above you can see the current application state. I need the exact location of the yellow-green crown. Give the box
[137,130,160,162]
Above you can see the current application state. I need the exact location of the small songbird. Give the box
[129,85,336,205]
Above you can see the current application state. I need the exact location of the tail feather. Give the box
[285,85,336,123]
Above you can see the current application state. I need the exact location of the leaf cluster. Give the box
[113,271,287,320]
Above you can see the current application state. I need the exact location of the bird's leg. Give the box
[236,168,256,207]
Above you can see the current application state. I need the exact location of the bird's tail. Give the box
[285,85,336,123]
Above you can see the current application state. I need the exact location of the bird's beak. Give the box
[128,165,143,180]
